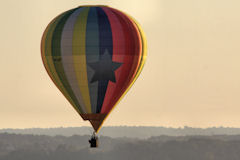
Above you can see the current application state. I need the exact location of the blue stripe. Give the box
[96,7,113,113]
[86,7,100,113]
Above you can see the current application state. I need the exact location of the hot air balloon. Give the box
[41,5,146,146]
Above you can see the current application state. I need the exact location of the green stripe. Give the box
[51,8,84,113]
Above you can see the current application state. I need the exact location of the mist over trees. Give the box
[0,133,240,160]
[2,126,240,138]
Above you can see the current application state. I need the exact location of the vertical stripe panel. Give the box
[42,10,82,114]
[95,7,113,113]
[72,7,92,113]
[100,7,126,113]
[100,8,142,113]
[51,9,84,113]
[126,14,147,83]
[103,18,146,117]
[85,7,100,113]
[61,8,88,113]
[114,9,142,92]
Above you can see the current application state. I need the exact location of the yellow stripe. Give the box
[72,8,92,113]
[95,11,147,133]
[41,12,82,114]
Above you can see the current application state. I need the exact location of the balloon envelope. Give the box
[41,5,147,132]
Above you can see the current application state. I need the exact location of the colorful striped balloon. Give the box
[41,5,147,132]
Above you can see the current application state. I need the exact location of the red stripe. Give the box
[100,7,125,113]
[101,7,142,113]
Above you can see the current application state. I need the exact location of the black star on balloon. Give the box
[88,50,122,83]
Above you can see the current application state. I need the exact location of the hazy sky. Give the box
[1,0,240,129]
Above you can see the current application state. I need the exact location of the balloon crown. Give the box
[78,5,109,7]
